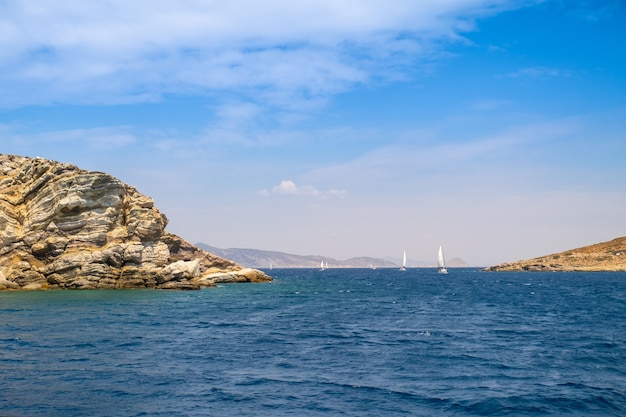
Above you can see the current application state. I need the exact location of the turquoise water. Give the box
[1,268,625,416]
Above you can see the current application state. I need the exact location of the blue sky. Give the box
[1,0,625,265]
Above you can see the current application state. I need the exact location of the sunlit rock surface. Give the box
[484,237,626,272]
[0,154,271,290]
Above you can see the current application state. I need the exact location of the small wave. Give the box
[450,392,626,416]
[451,396,548,415]
[313,378,452,409]
[0,337,21,343]
[113,340,143,348]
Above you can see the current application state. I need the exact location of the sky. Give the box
[1,0,625,266]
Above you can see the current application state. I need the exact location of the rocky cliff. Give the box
[0,154,271,290]
[484,236,626,272]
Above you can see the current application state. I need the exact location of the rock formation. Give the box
[0,154,271,290]
[484,236,626,272]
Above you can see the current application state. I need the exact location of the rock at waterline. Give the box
[484,236,626,272]
[0,154,271,290]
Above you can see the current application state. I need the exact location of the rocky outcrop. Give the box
[0,154,271,290]
[484,237,626,272]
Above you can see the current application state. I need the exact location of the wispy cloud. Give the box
[303,118,581,196]
[566,1,620,22]
[470,99,512,111]
[0,1,528,109]
[5,126,137,150]
[501,66,573,80]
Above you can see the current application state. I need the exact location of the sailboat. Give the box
[320,260,326,271]
[400,250,407,271]
[437,245,448,274]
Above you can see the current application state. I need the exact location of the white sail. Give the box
[400,250,407,271]
[438,245,448,274]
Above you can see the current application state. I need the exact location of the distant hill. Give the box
[196,244,469,269]
[196,244,397,268]
[444,257,471,268]
[484,236,626,272]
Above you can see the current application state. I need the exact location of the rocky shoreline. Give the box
[484,237,626,272]
[0,154,271,290]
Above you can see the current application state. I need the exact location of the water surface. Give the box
[1,269,625,416]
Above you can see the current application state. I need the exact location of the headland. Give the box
[0,154,271,290]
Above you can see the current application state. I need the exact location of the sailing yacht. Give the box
[437,245,448,274]
[400,250,407,271]
[320,260,326,271]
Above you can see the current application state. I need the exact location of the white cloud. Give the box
[0,0,527,108]
[327,189,348,198]
[259,179,346,198]
[273,180,319,196]
[274,180,303,195]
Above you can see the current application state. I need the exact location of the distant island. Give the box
[196,243,470,269]
[484,236,626,272]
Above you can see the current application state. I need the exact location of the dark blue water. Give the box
[1,268,625,416]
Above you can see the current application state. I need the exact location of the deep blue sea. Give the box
[1,268,625,416]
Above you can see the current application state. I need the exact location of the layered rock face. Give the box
[0,154,271,290]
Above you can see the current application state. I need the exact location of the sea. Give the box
[1,268,625,417]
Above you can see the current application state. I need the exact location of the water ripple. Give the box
[0,269,625,416]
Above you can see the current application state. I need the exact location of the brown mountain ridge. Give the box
[484,236,626,272]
